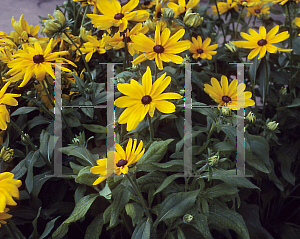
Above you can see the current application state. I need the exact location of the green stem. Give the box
[122,31,130,68]
[213,0,226,43]
[31,97,55,120]
[247,15,252,28]
[80,5,89,27]
[74,5,83,33]
[44,77,54,98]
[286,4,293,95]
[4,224,16,239]
[262,57,269,120]
[63,31,92,82]
[126,174,151,219]
[147,114,154,142]
[41,81,54,107]
[235,6,244,39]
[8,219,25,239]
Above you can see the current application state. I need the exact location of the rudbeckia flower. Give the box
[211,0,238,15]
[234,25,292,59]
[263,0,299,5]
[246,3,270,17]
[0,208,12,227]
[189,36,218,60]
[167,0,200,17]
[131,25,190,70]
[115,67,182,131]
[204,76,255,110]
[7,38,76,87]
[104,23,149,56]
[79,35,106,62]
[73,0,99,13]
[87,0,149,32]
[90,138,145,185]
[0,172,22,213]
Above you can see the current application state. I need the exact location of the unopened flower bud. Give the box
[163,8,174,19]
[143,19,155,32]
[79,26,92,42]
[220,107,232,116]
[21,133,30,145]
[0,147,14,162]
[132,63,139,71]
[117,77,125,83]
[280,86,287,95]
[85,87,93,94]
[183,9,203,28]
[44,20,61,33]
[225,41,237,52]
[53,10,66,25]
[208,153,219,166]
[179,88,185,95]
[267,121,279,131]
[183,214,193,223]
[21,31,28,41]
[246,111,256,123]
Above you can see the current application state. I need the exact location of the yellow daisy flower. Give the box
[263,0,299,5]
[189,36,218,60]
[7,38,75,87]
[0,172,22,213]
[167,0,200,17]
[0,47,13,63]
[90,138,145,185]
[234,25,292,59]
[154,1,165,21]
[246,3,270,17]
[0,208,12,227]
[115,66,182,131]
[131,25,190,70]
[204,75,255,110]
[73,0,99,13]
[211,0,238,15]
[236,0,261,6]
[87,0,149,32]
[293,17,300,36]
[140,0,156,9]
[79,35,106,62]
[104,23,149,56]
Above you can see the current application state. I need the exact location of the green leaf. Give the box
[155,190,200,226]
[221,126,237,145]
[192,106,217,122]
[64,112,82,127]
[248,56,260,86]
[29,207,41,239]
[39,216,60,239]
[75,167,99,186]
[213,141,235,152]
[25,151,40,194]
[82,124,107,133]
[277,151,295,185]
[137,171,167,192]
[177,226,186,239]
[52,194,99,239]
[10,159,27,179]
[11,107,39,117]
[204,183,239,198]
[79,101,94,119]
[125,203,145,226]
[28,115,51,130]
[32,172,52,198]
[60,145,97,166]
[257,58,270,106]
[99,182,112,199]
[84,213,104,239]
[39,130,58,162]
[190,213,213,239]
[75,185,86,205]
[154,174,180,195]
[137,139,174,165]
[132,217,151,239]
[286,98,300,108]
[70,162,85,174]
[208,205,250,239]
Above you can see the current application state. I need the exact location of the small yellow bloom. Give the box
[267,121,279,131]
[234,25,292,59]
[167,0,200,17]
[189,36,218,60]
[0,208,12,227]
[211,0,238,15]
[0,172,22,213]
[225,41,237,52]
[246,111,256,123]
[80,35,106,62]
[183,9,203,27]
[0,147,14,162]
[90,138,145,185]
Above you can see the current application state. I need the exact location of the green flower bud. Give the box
[0,147,14,162]
[183,8,203,28]
[208,152,219,166]
[117,77,125,83]
[53,10,66,25]
[225,41,237,52]
[183,214,193,223]
[163,8,175,19]
[246,111,256,123]
[280,86,287,96]
[21,133,30,145]
[220,107,232,116]
[267,121,279,131]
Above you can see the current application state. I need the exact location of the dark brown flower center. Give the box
[116,159,128,167]
[123,36,131,43]
[144,1,151,5]
[157,11,162,18]
[153,45,164,53]
[257,39,267,46]
[255,9,261,14]
[114,13,124,20]
[197,49,204,54]
[222,96,231,103]
[241,0,248,2]
[141,95,152,104]
[33,54,45,64]
[28,34,33,37]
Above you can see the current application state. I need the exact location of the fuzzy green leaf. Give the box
[84,213,104,239]
[132,217,151,239]
[125,203,145,226]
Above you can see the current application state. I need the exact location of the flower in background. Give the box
[104,23,149,56]
[87,0,149,32]
[204,75,255,110]
[246,3,270,17]
[246,111,256,123]
[131,25,190,70]
[115,67,182,131]
[140,0,156,9]
[0,47,13,63]
[167,0,200,17]
[189,36,218,60]
[73,0,99,13]
[211,0,238,15]
[10,14,48,45]
[79,35,106,62]
[7,38,76,87]
[90,138,145,185]
[0,208,12,227]
[154,1,165,21]
[263,0,299,5]
[293,17,300,36]
[267,121,279,131]
[42,10,69,37]
[0,82,21,130]
[0,172,22,213]
[234,25,292,59]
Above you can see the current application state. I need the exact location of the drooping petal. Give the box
[153,100,176,114]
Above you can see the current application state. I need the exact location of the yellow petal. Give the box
[154,100,176,114]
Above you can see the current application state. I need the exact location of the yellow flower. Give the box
[0,147,14,162]
[189,36,218,60]
[263,0,299,5]
[140,0,156,9]
[0,106,10,131]
[167,0,200,17]
[87,0,149,32]
[7,38,75,87]
[293,17,300,36]
[104,23,149,56]
[211,0,238,15]
[234,25,292,59]
[90,138,145,185]
[236,0,261,6]
[246,3,270,17]
[131,25,190,70]
[204,75,255,110]
[0,47,13,63]
[0,208,12,227]
[115,67,182,131]
[80,35,106,62]
[154,1,165,21]
[10,14,48,45]
[267,121,279,131]
[73,0,99,13]
[0,172,22,213]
